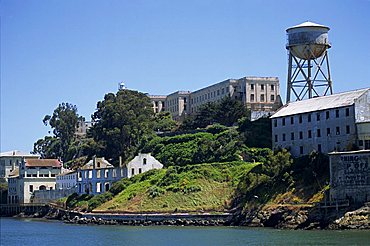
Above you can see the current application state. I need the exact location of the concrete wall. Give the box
[33,188,77,204]
[329,150,370,205]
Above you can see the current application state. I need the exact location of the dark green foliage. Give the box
[90,90,154,164]
[152,111,177,132]
[0,179,8,204]
[142,129,242,166]
[109,178,132,196]
[88,192,113,210]
[238,117,272,148]
[181,96,249,130]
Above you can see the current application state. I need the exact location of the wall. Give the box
[33,188,77,204]
[329,150,370,205]
[126,153,163,178]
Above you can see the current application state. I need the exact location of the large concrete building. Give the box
[7,159,62,204]
[148,76,282,121]
[271,88,370,157]
[0,150,40,181]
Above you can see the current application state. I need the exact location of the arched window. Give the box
[39,185,47,190]
[105,183,110,192]
[97,162,101,168]
[143,158,147,165]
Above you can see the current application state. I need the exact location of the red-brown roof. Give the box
[25,159,61,168]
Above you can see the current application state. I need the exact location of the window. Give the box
[291,132,294,140]
[271,85,274,91]
[250,94,254,102]
[326,111,330,119]
[139,168,142,174]
[274,135,278,142]
[327,128,331,136]
[217,90,220,96]
[251,84,254,90]
[270,95,275,102]
[282,134,286,141]
[317,129,321,137]
[29,185,34,192]
[308,130,312,138]
[131,168,135,176]
[299,131,303,139]
[346,108,350,117]
[274,120,277,127]
[359,140,364,146]
[261,84,264,90]
[336,127,340,135]
[318,144,322,152]
[143,158,147,165]
[346,125,350,134]
[300,146,303,155]
[290,117,294,125]
[97,162,101,168]
[316,113,320,121]
[260,94,265,102]
[299,115,302,123]
[336,109,339,118]
[308,114,311,122]
[221,88,224,94]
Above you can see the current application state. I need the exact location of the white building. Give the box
[148,76,282,121]
[56,170,77,190]
[7,159,62,204]
[271,88,370,157]
[0,150,40,181]
[126,153,163,178]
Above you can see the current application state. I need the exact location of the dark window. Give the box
[29,185,34,192]
[270,95,275,102]
[317,129,321,137]
[143,158,147,165]
[336,109,339,118]
[336,127,340,135]
[139,168,142,174]
[282,118,285,126]
[271,85,274,91]
[308,130,312,138]
[274,135,278,142]
[346,125,350,134]
[318,144,322,152]
[290,117,294,124]
[260,94,265,102]
[250,94,254,102]
[299,131,303,139]
[300,146,303,155]
[291,132,294,140]
[131,168,135,176]
[326,111,330,119]
[282,134,286,141]
[261,84,264,90]
[308,114,311,122]
[251,84,254,90]
[359,140,363,146]
[274,120,277,127]
[346,108,350,117]
[327,128,331,136]
[299,115,302,123]
[316,113,320,121]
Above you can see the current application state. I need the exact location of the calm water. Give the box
[1,217,369,246]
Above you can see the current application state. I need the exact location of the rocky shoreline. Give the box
[10,202,370,229]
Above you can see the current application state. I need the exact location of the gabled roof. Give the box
[0,150,40,158]
[25,159,61,168]
[271,88,369,118]
[81,157,113,170]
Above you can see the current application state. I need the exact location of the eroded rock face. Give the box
[330,205,370,230]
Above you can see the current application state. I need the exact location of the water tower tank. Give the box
[286,21,330,60]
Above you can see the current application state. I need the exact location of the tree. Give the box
[238,117,272,148]
[34,102,82,161]
[152,111,177,132]
[90,89,154,163]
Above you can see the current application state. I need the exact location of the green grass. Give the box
[95,161,258,213]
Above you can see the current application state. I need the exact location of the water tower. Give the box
[286,21,333,102]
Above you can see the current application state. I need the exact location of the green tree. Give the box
[90,90,154,163]
[34,103,82,161]
[152,111,177,132]
[238,117,272,148]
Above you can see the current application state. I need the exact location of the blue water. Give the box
[1,217,369,246]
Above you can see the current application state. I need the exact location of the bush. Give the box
[88,192,113,210]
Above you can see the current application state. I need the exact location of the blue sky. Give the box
[1,0,370,153]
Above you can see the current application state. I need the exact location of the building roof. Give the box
[81,157,114,170]
[57,170,76,176]
[0,150,40,158]
[25,159,61,168]
[271,88,369,118]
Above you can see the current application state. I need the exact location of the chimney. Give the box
[93,155,96,169]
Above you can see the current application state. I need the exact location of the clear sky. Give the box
[1,0,369,153]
